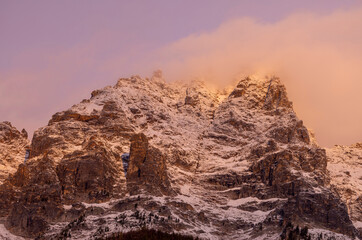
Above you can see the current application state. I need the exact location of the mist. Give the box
[148,8,362,147]
[1,2,361,148]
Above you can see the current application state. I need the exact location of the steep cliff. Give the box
[0,121,29,184]
[327,143,362,234]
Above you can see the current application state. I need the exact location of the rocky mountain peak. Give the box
[229,75,293,111]
[0,74,361,239]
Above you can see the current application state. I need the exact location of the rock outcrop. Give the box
[327,143,362,235]
[0,121,29,184]
[127,133,171,196]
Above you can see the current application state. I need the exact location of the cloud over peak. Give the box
[149,7,362,147]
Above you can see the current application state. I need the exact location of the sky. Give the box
[1,0,362,147]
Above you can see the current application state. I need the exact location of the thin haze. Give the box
[149,9,362,147]
[0,0,361,147]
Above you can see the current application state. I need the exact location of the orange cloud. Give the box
[150,8,362,147]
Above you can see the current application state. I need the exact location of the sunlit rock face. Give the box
[0,121,29,184]
[0,74,360,239]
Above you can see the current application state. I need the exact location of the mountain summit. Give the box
[0,74,361,239]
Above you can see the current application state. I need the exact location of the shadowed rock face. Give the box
[250,147,357,237]
[327,143,362,236]
[9,163,30,187]
[284,192,356,235]
[0,75,360,239]
[127,133,172,196]
[6,203,49,237]
[56,151,118,203]
[184,88,200,107]
[268,120,310,144]
[3,156,63,237]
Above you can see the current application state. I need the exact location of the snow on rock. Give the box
[327,143,362,226]
[0,74,360,239]
[227,197,287,207]
[0,224,24,240]
[308,228,354,240]
[354,221,362,229]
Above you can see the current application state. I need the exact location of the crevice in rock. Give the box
[121,153,130,176]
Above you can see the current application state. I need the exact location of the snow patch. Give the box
[354,221,362,229]
[308,228,353,240]
[228,197,286,207]
[63,205,72,210]
[0,224,24,240]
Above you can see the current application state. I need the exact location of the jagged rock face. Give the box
[3,156,63,237]
[198,76,357,238]
[185,87,200,107]
[249,146,353,236]
[0,74,360,240]
[228,76,292,111]
[127,133,171,196]
[56,148,120,203]
[0,121,29,184]
[326,143,362,235]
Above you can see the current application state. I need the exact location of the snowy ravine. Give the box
[0,72,360,240]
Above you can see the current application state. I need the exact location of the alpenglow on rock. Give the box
[0,121,29,184]
[0,74,361,239]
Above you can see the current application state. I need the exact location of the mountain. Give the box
[0,73,361,239]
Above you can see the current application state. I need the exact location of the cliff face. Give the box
[0,74,360,239]
[0,121,29,184]
[327,143,362,233]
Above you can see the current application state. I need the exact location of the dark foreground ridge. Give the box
[100,228,197,240]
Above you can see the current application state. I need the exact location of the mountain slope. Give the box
[0,73,360,240]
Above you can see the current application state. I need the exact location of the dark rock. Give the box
[49,110,99,125]
[6,203,49,238]
[127,133,172,196]
[5,156,64,237]
[56,148,120,203]
[268,120,310,144]
[185,88,200,107]
[21,129,28,138]
[9,163,30,187]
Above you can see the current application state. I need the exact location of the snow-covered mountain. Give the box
[0,72,361,239]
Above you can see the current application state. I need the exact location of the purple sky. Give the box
[1,0,361,147]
